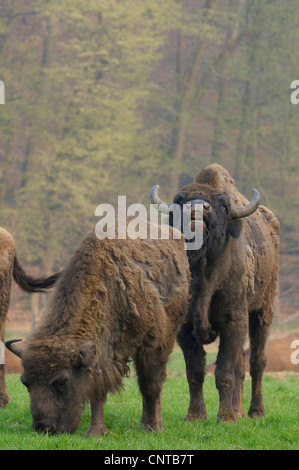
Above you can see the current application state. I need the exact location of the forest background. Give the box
[0,0,298,325]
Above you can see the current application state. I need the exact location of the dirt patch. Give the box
[260,331,299,372]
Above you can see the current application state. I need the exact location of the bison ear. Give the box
[228,219,242,239]
[73,341,96,369]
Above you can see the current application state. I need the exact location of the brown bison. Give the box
[151,164,279,422]
[0,227,60,408]
[6,216,190,436]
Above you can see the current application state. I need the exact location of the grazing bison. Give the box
[150,164,279,422]
[0,227,60,408]
[6,216,190,436]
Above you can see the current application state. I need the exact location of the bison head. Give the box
[150,183,260,264]
[6,338,96,434]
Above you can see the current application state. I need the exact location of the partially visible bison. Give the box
[6,217,190,436]
[151,164,279,422]
[0,227,60,408]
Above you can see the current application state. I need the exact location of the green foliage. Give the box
[0,0,298,271]
[0,0,180,269]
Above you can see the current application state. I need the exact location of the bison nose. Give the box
[32,421,57,434]
[189,200,210,218]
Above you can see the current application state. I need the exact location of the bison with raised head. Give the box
[6,216,190,436]
[0,227,60,408]
[151,164,279,422]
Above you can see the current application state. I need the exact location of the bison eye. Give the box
[214,193,230,213]
[50,372,71,394]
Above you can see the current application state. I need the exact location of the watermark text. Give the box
[290,339,299,365]
[290,80,299,104]
[0,341,4,364]
[95,196,204,251]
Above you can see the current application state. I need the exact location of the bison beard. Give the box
[6,216,190,436]
[0,227,60,409]
[151,164,279,422]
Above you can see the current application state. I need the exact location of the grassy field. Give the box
[0,349,298,451]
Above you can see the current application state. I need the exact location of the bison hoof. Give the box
[248,408,265,419]
[234,410,246,419]
[217,412,236,423]
[233,404,246,419]
[85,424,107,437]
[185,402,207,421]
[141,421,163,433]
[185,411,207,422]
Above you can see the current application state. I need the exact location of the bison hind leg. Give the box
[248,309,272,419]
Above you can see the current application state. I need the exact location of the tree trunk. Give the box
[234,0,263,189]
[0,137,13,223]
[20,15,52,190]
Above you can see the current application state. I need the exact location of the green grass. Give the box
[0,349,298,450]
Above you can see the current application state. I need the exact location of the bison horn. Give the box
[150,185,172,214]
[230,188,260,219]
[5,338,24,359]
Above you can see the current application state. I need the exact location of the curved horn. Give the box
[150,185,172,214]
[230,188,260,219]
[5,338,24,359]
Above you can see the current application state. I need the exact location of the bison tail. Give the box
[13,254,61,293]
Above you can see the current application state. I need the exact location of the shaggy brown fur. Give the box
[172,164,280,422]
[12,217,190,436]
[0,227,60,408]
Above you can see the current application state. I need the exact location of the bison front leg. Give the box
[232,348,246,419]
[85,376,108,436]
[86,398,107,436]
[134,348,167,432]
[177,322,207,421]
[215,316,247,423]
